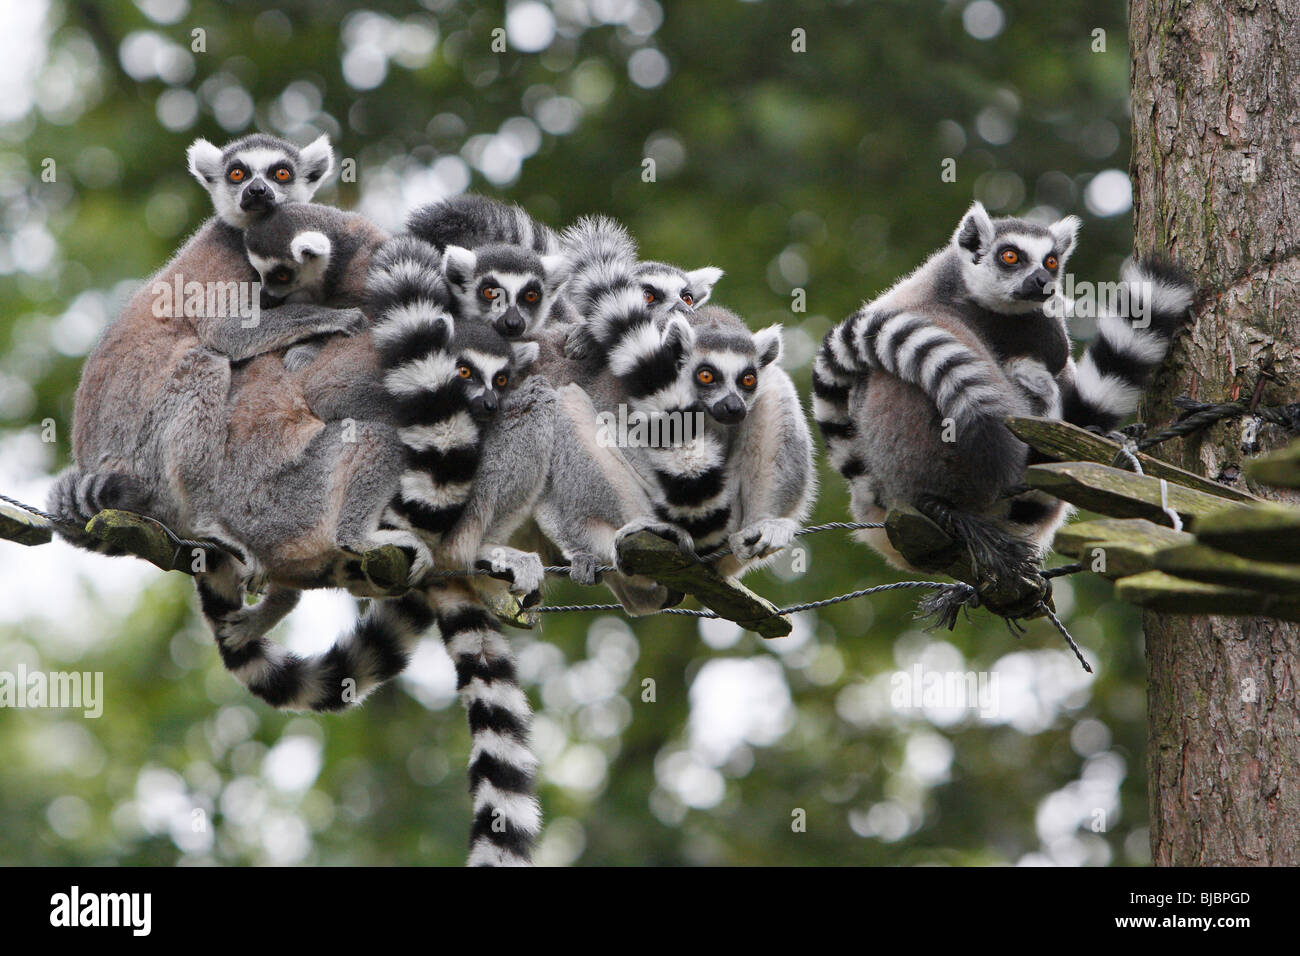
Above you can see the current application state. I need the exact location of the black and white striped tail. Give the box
[46,467,153,553]
[199,577,434,712]
[811,332,867,480]
[1063,256,1194,431]
[407,194,560,256]
[368,238,483,545]
[431,579,540,866]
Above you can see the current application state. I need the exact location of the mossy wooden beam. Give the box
[85,509,217,573]
[1153,543,1300,595]
[614,530,791,637]
[1006,416,1257,503]
[1053,518,1195,580]
[0,502,53,546]
[1114,570,1300,622]
[1191,502,1300,564]
[1244,437,1300,489]
[885,506,1048,618]
[1025,462,1229,528]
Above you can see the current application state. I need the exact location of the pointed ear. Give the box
[431,313,455,346]
[540,254,570,287]
[512,340,540,369]
[952,201,995,259]
[187,138,223,188]
[753,324,784,368]
[686,266,724,305]
[441,245,477,291]
[1049,215,1082,261]
[663,315,696,367]
[298,135,334,187]
[290,231,331,262]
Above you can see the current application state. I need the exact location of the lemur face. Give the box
[449,324,540,421]
[442,244,568,338]
[244,217,332,305]
[686,324,784,424]
[188,133,334,229]
[952,201,1080,315]
[635,262,724,315]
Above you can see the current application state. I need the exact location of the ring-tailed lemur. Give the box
[440,243,570,338]
[408,193,561,256]
[812,201,1193,579]
[559,215,724,361]
[50,134,354,557]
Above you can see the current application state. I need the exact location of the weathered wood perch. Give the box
[885,506,1048,618]
[1025,461,1235,527]
[611,529,792,637]
[1007,415,1258,503]
[1053,517,1194,580]
[0,501,53,546]
[1115,571,1300,623]
[1245,436,1300,489]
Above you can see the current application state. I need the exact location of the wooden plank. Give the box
[1054,518,1196,580]
[1026,461,1230,527]
[615,530,791,637]
[1115,570,1300,622]
[1154,543,1300,595]
[85,510,205,573]
[1244,438,1300,489]
[1007,416,1257,502]
[885,507,1048,618]
[0,501,53,546]
[1192,502,1300,563]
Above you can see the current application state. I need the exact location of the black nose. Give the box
[246,179,269,197]
[469,393,498,421]
[711,394,747,424]
[259,287,283,309]
[1020,269,1053,298]
[496,309,526,338]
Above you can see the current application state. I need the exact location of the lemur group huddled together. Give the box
[48,133,1193,865]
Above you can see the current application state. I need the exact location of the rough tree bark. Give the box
[1131,0,1300,864]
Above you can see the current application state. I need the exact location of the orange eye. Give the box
[999,248,1019,265]
[274,167,291,182]
[1044,255,1058,271]
[681,292,694,306]
[697,369,714,385]
[482,287,499,300]
[458,366,472,379]
[644,291,656,304]
[524,290,539,303]
[495,373,508,388]
[227,168,245,182]
[741,373,757,389]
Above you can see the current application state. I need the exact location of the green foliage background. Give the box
[0,0,1149,865]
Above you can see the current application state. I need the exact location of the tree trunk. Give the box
[1130,0,1300,865]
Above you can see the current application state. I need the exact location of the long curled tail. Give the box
[46,467,154,553]
[811,332,866,480]
[407,194,560,256]
[198,573,434,711]
[431,579,540,866]
[1063,256,1194,431]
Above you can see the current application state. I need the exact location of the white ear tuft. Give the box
[441,245,477,289]
[540,254,570,285]
[753,324,784,368]
[297,134,334,188]
[952,201,995,259]
[290,230,331,262]
[512,340,540,368]
[686,266,724,304]
[187,138,223,186]
[1049,215,1082,261]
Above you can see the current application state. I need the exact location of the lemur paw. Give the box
[476,546,544,604]
[568,551,603,586]
[335,308,368,337]
[613,519,696,574]
[563,326,595,360]
[731,518,798,563]
[284,342,323,372]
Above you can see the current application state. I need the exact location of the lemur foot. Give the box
[359,532,434,590]
[476,546,544,607]
[730,518,798,563]
[283,342,324,372]
[568,551,603,587]
[613,518,696,575]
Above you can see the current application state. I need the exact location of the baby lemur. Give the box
[812,200,1193,581]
